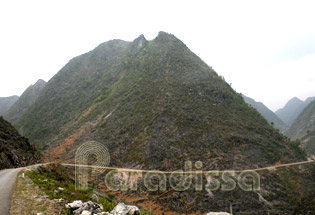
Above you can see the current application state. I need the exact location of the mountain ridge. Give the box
[0,95,19,116]
[14,32,305,170]
[10,32,315,214]
[285,100,315,154]
[276,96,315,126]
[242,94,287,132]
[4,79,46,124]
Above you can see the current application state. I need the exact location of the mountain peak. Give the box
[133,34,147,49]
[155,31,178,41]
[4,79,46,124]
[289,97,303,103]
[35,79,46,85]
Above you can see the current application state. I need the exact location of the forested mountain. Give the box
[4,79,46,124]
[12,32,314,214]
[15,32,304,169]
[0,95,19,116]
[285,100,315,155]
[242,95,287,132]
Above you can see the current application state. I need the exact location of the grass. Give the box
[25,163,153,214]
[11,171,63,215]
[26,163,116,213]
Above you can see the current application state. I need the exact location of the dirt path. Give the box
[62,159,315,174]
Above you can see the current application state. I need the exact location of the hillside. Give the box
[242,95,287,132]
[0,116,41,170]
[12,32,314,214]
[4,79,46,124]
[276,97,315,126]
[285,100,315,155]
[0,95,19,116]
[15,32,305,169]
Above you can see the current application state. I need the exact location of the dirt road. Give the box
[0,168,22,215]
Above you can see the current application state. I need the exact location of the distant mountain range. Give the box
[285,100,315,155]
[242,95,287,132]
[4,79,46,124]
[0,95,19,116]
[275,96,315,127]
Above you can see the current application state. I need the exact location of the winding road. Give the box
[0,168,22,215]
[0,159,313,215]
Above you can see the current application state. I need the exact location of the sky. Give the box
[0,0,314,111]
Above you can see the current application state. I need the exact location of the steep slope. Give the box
[4,79,46,124]
[0,95,19,116]
[242,94,287,132]
[285,100,315,155]
[276,97,315,126]
[13,32,313,214]
[0,117,41,170]
[16,32,305,170]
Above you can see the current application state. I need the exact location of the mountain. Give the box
[4,79,46,124]
[242,95,287,132]
[0,116,41,170]
[13,32,314,214]
[15,32,304,168]
[276,96,315,126]
[285,100,315,155]
[0,95,19,116]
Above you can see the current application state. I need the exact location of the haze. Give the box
[0,0,314,111]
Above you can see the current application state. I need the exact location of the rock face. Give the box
[4,79,46,124]
[242,94,287,132]
[0,116,41,170]
[285,100,315,155]
[0,95,19,116]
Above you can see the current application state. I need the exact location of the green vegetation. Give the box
[27,164,116,213]
[11,172,63,215]
[15,32,306,170]
[10,32,313,214]
[26,164,156,214]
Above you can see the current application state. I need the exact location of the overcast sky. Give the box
[0,0,314,111]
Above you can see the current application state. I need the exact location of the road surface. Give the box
[0,168,22,215]
[63,159,315,174]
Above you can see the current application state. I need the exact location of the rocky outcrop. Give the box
[0,116,41,169]
[66,201,140,215]
[110,203,140,215]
